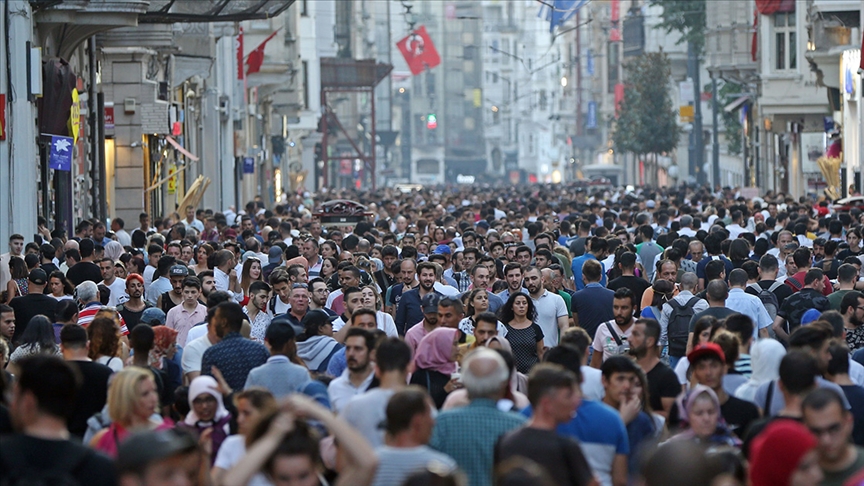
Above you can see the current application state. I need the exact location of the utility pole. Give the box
[687,41,704,185]
[711,73,720,190]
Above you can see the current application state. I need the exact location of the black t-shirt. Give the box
[741,416,801,458]
[40,262,60,275]
[66,261,103,287]
[0,434,117,486]
[778,288,831,330]
[117,302,152,332]
[745,279,794,306]
[720,395,761,438]
[688,307,736,332]
[9,293,58,343]
[495,427,593,486]
[409,368,451,409]
[645,361,682,414]
[607,275,652,312]
[66,360,113,439]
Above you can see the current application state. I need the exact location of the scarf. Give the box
[185,375,230,426]
[149,326,178,370]
[414,328,458,375]
[672,385,741,447]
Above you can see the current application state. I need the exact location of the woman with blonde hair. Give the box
[88,316,123,372]
[91,367,173,457]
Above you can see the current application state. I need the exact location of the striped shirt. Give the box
[78,302,129,335]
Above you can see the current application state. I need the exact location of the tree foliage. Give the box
[705,80,743,155]
[649,0,706,53]
[612,52,681,157]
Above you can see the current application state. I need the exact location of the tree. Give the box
[705,80,743,155]
[612,52,681,168]
[649,0,706,53]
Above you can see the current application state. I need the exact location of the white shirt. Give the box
[530,290,568,348]
[726,224,746,240]
[433,281,460,297]
[183,218,205,233]
[146,277,172,305]
[214,267,241,302]
[333,311,398,337]
[213,435,270,486]
[581,365,605,401]
[185,324,208,345]
[328,369,376,413]
[181,334,213,375]
[143,265,156,289]
[114,229,132,247]
[103,278,129,308]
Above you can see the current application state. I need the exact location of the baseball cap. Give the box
[801,309,822,326]
[270,316,301,340]
[476,220,490,230]
[433,244,451,255]
[169,265,189,277]
[140,308,167,326]
[117,429,198,473]
[268,246,284,264]
[687,342,725,364]
[28,268,47,285]
[646,200,656,208]
[421,293,441,313]
[300,309,338,330]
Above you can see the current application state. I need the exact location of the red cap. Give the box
[686,342,725,364]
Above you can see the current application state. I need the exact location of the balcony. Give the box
[805,10,861,89]
[704,0,757,84]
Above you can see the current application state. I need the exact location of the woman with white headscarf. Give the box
[177,375,233,465]
[734,338,786,404]
[104,240,125,263]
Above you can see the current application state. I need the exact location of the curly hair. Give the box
[88,316,120,360]
[497,291,537,324]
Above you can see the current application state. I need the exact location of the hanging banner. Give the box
[48,135,73,171]
[587,101,597,129]
[396,26,441,76]
[236,28,244,80]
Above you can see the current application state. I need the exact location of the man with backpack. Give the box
[725,269,772,340]
[659,272,706,369]
[774,268,832,342]
[0,355,117,485]
[785,247,833,296]
[746,255,793,321]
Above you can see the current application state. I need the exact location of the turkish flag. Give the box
[396,26,441,76]
[246,29,281,76]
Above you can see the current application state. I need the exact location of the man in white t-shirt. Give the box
[590,287,636,367]
[181,314,220,383]
[523,267,568,348]
[99,257,128,307]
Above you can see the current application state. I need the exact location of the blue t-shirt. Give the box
[626,412,656,474]
[523,399,628,486]
[571,253,607,290]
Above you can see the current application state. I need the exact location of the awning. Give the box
[139,0,294,24]
[724,95,750,113]
[166,135,199,161]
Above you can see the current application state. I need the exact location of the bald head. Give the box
[64,240,79,251]
[462,348,509,400]
[706,280,729,303]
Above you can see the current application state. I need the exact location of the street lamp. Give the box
[561,76,568,87]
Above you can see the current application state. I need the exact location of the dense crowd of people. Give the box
[2,183,864,486]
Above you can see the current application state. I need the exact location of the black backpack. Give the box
[667,296,701,357]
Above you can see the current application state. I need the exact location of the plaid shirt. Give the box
[430,399,526,486]
[201,332,269,391]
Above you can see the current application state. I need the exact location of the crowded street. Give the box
[1,0,864,485]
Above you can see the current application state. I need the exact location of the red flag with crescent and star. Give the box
[396,26,441,76]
